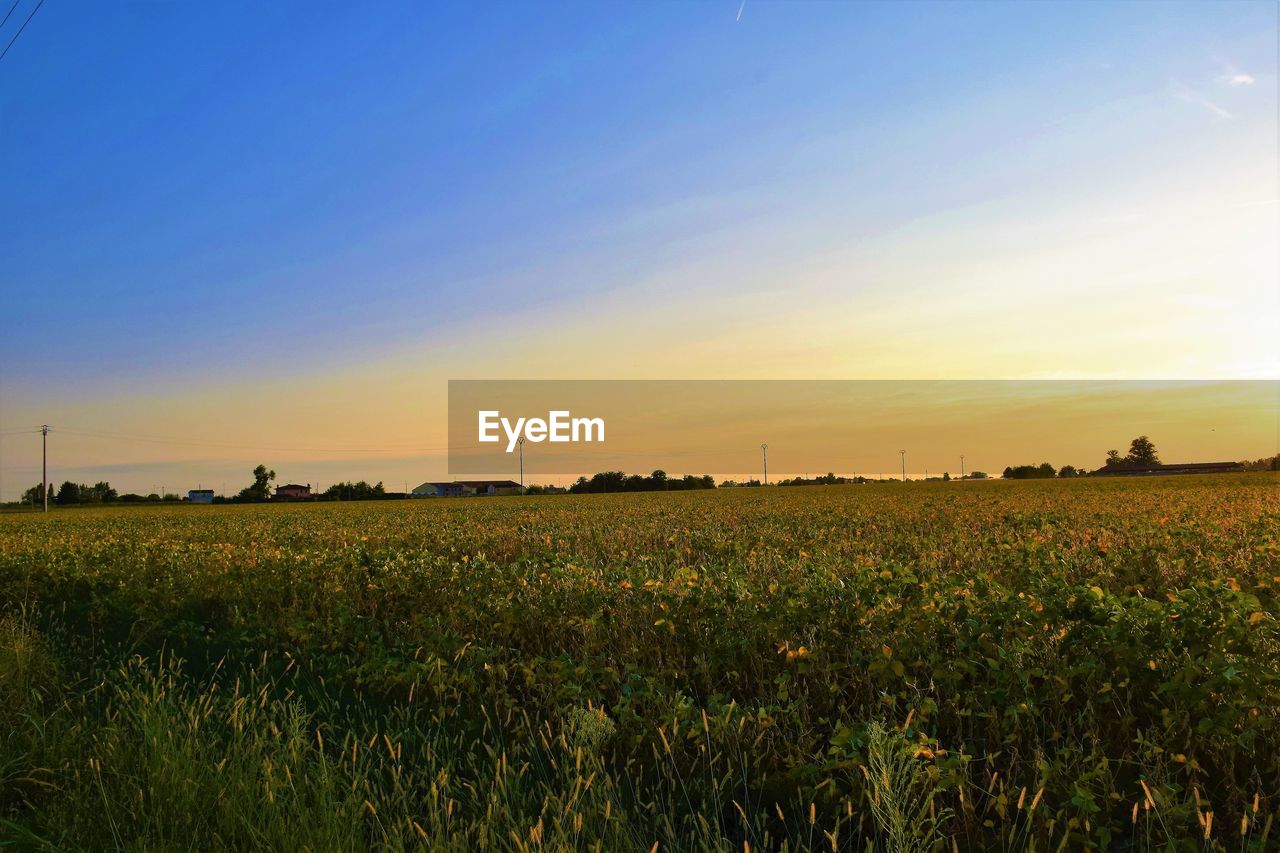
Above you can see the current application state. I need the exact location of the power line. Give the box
[52,426,449,455]
[0,0,22,31]
[0,0,45,64]
[44,426,776,460]
[0,427,49,505]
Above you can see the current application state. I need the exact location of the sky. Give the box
[0,1,1277,496]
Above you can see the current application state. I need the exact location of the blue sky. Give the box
[0,1,1276,494]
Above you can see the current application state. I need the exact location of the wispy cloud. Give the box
[1172,292,1232,310]
[1093,212,1147,226]
[1233,197,1279,209]
[1169,79,1232,119]
[1211,53,1256,87]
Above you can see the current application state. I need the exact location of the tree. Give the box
[1103,436,1161,470]
[569,470,715,494]
[1058,465,1079,478]
[321,480,386,501]
[86,482,117,503]
[1002,464,1056,480]
[44,481,119,505]
[1241,454,1280,472]
[237,464,276,501]
[1126,435,1159,466]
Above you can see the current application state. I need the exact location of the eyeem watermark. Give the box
[478,410,605,453]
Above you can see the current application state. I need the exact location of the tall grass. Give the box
[0,629,888,850]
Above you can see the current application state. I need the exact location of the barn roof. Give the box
[1090,462,1243,476]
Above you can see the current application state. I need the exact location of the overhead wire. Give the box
[0,0,22,31]
[51,426,450,455]
[0,0,45,63]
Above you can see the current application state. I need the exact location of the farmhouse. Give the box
[274,483,312,500]
[1090,461,1244,477]
[413,480,522,497]
[187,489,214,504]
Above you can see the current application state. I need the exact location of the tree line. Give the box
[565,470,716,494]
[20,481,177,505]
[1002,435,1166,479]
[234,465,387,501]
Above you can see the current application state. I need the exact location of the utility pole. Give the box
[41,424,48,512]
[518,437,525,493]
[761,443,768,485]
[899,449,906,482]
[960,454,965,479]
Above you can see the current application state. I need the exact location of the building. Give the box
[188,489,214,504]
[1090,462,1244,477]
[412,480,523,497]
[274,483,312,500]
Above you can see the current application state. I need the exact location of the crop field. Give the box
[0,475,1277,850]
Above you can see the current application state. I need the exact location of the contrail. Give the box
[736,0,745,22]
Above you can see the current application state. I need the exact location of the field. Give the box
[1,475,1277,850]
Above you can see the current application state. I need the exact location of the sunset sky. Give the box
[1,1,1277,496]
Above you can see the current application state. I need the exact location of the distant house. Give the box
[274,483,312,500]
[188,489,214,504]
[1091,461,1244,477]
[412,480,522,497]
